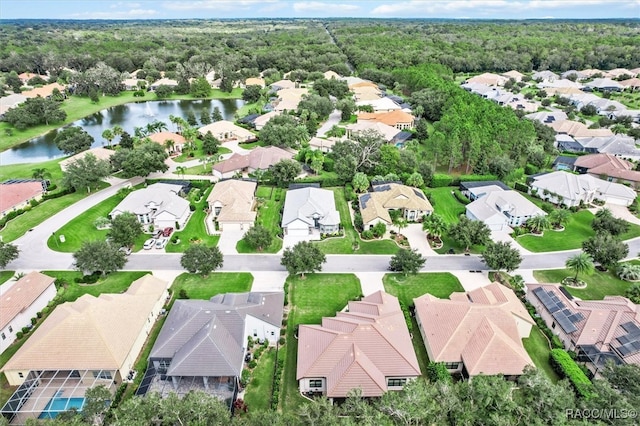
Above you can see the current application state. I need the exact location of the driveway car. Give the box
[162,227,174,237]
[143,238,156,250]
[155,238,168,249]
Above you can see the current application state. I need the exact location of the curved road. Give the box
[7,178,640,273]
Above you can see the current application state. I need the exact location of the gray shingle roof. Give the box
[281,187,340,228]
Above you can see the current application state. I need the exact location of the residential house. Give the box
[253,111,281,131]
[524,111,568,125]
[0,180,45,217]
[584,78,624,92]
[460,181,511,200]
[552,155,578,172]
[604,68,635,79]
[551,120,613,139]
[414,283,534,379]
[501,70,525,82]
[244,77,265,88]
[579,69,605,79]
[357,110,415,130]
[356,97,401,113]
[351,82,382,101]
[573,153,640,188]
[122,78,146,90]
[198,120,256,143]
[22,83,65,99]
[206,179,257,231]
[109,183,191,230]
[572,135,640,160]
[465,73,507,86]
[59,147,115,171]
[150,78,179,90]
[527,284,640,376]
[273,88,309,112]
[147,131,186,154]
[358,183,433,231]
[0,275,168,423]
[140,292,283,406]
[537,79,584,91]
[532,70,559,82]
[530,171,637,207]
[297,291,420,399]
[270,79,296,92]
[620,78,640,91]
[561,70,587,80]
[465,186,546,231]
[281,187,340,236]
[608,109,640,124]
[0,272,56,355]
[18,72,47,84]
[345,121,401,143]
[0,93,27,116]
[212,146,293,179]
[308,137,338,153]
[323,70,341,80]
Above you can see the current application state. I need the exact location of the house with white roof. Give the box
[465,185,546,231]
[281,187,340,236]
[198,120,256,143]
[356,97,401,113]
[532,70,559,82]
[584,78,624,92]
[530,171,637,207]
[109,183,191,230]
[345,121,400,143]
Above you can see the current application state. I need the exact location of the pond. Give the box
[0,98,245,165]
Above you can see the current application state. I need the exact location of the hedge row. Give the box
[549,349,594,398]
[431,173,498,188]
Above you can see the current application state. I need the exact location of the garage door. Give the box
[222,223,243,231]
[286,228,309,237]
[605,197,630,206]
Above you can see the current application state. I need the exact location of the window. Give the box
[444,362,460,369]
[18,372,24,378]
[552,322,556,329]
[8,326,12,333]
[93,370,113,380]
[309,379,322,388]
[1,333,5,340]
[387,378,407,387]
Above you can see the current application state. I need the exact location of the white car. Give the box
[143,238,156,250]
[155,238,168,249]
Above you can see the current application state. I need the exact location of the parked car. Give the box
[118,246,132,256]
[143,238,156,250]
[154,230,163,239]
[162,227,174,237]
[155,238,168,249]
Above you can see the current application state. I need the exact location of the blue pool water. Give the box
[39,396,85,419]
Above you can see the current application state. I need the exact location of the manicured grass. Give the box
[172,140,232,163]
[237,140,265,150]
[166,185,220,253]
[425,187,466,225]
[244,347,276,411]
[46,190,124,252]
[236,185,285,253]
[1,182,110,244]
[0,157,64,182]
[315,187,399,254]
[533,267,632,300]
[281,274,362,413]
[0,271,15,286]
[522,326,560,383]
[236,100,265,118]
[169,272,253,300]
[173,164,213,176]
[518,209,640,252]
[383,273,464,304]
[42,270,149,303]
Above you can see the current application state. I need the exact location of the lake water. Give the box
[0,99,245,165]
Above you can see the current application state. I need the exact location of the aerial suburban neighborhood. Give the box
[0,5,639,425]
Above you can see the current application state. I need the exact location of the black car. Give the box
[245,353,252,362]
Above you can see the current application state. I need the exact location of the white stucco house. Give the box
[281,187,340,236]
[465,186,546,231]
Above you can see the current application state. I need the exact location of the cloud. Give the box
[70,8,158,19]
[163,0,279,11]
[110,2,141,9]
[293,2,360,12]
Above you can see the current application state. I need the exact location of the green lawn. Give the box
[281,274,362,413]
[425,187,466,225]
[522,326,560,382]
[518,209,640,252]
[236,100,265,118]
[0,271,14,286]
[533,267,632,300]
[172,140,232,163]
[315,187,399,254]
[43,270,149,303]
[169,272,253,300]
[244,347,276,411]
[237,186,284,253]
[172,164,213,176]
[166,186,219,253]
[46,190,125,252]
[0,157,64,182]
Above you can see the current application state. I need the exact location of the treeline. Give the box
[329,20,640,73]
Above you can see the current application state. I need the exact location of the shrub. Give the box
[240,369,251,387]
[453,189,470,205]
[29,198,40,207]
[279,337,285,345]
[431,174,454,188]
[426,362,452,383]
[361,230,374,240]
[549,349,593,398]
[31,317,37,325]
[16,331,23,339]
[617,263,640,282]
[248,360,257,369]
[514,182,529,192]
[453,174,498,185]
[21,326,30,335]
[189,203,196,212]
[625,282,640,304]
[524,163,539,175]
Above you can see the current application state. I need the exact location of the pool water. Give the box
[39,396,85,419]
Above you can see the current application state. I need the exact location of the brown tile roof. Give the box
[414,283,534,377]
[359,184,433,225]
[358,110,415,128]
[0,181,43,213]
[2,274,167,372]
[213,146,293,175]
[551,120,614,138]
[574,154,640,183]
[297,291,420,397]
[21,83,65,99]
[0,272,55,330]
[147,131,186,145]
[206,179,257,223]
[620,78,640,88]
[59,147,115,171]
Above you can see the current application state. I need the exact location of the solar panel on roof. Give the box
[617,335,630,345]
[568,312,584,324]
[618,345,632,356]
[412,188,425,200]
[360,193,371,209]
[552,310,578,334]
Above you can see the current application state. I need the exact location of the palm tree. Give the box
[565,252,595,283]
[422,213,447,241]
[176,166,187,178]
[527,215,550,234]
[548,209,571,229]
[102,129,114,148]
[32,168,51,181]
[164,139,176,154]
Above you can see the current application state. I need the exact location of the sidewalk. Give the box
[354,272,386,296]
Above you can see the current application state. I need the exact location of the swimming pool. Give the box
[38,395,85,419]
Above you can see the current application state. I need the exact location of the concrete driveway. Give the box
[404,224,437,256]
[491,230,532,255]
[602,203,640,225]
[315,109,341,137]
[250,271,288,292]
[218,229,245,254]
[281,233,321,251]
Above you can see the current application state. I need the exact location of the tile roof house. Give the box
[573,153,640,188]
[357,110,415,130]
[308,137,338,153]
[198,120,256,143]
[551,120,614,139]
[414,283,535,378]
[206,179,257,231]
[524,111,568,125]
[527,284,640,376]
[584,78,624,92]
[212,146,293,179]
[356,97,402,113]
[109,183,191,230]
[620,77,640,91]
[244,77,266,88]
[141,292,283,405]
[147,131,186,154]
[573,135,640,160]
[0,180,45,217]
[465,186,546,231]
[0,93,27,116]
[1,275,168,423]
[501,70,525,82]
[465,73,508,86]
[270,79,296,91]
[323,70,341,80]
[532,70,559,82]
[530,171,637,207]
[282,187,340,236]
[345,121,401,143]
[253,111,281,131]
[21,83,66,99]
[358,183,433,231]
[0,272,56,355]
[297,291,420,398]
[150,78,179,90]
[59,147,116,171]
[121,78,146,90]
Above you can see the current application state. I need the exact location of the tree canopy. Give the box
[281,240,326,278]
[3,96,67,130]
[62,153,111,192]
[0,242,19,269]
[389,248,426,275]
[482,241,522,272]
[73,240,127,275]
[180,244,224,276]
[111,142,168,177]
[54,126,94,155]
[108,212,143,248]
